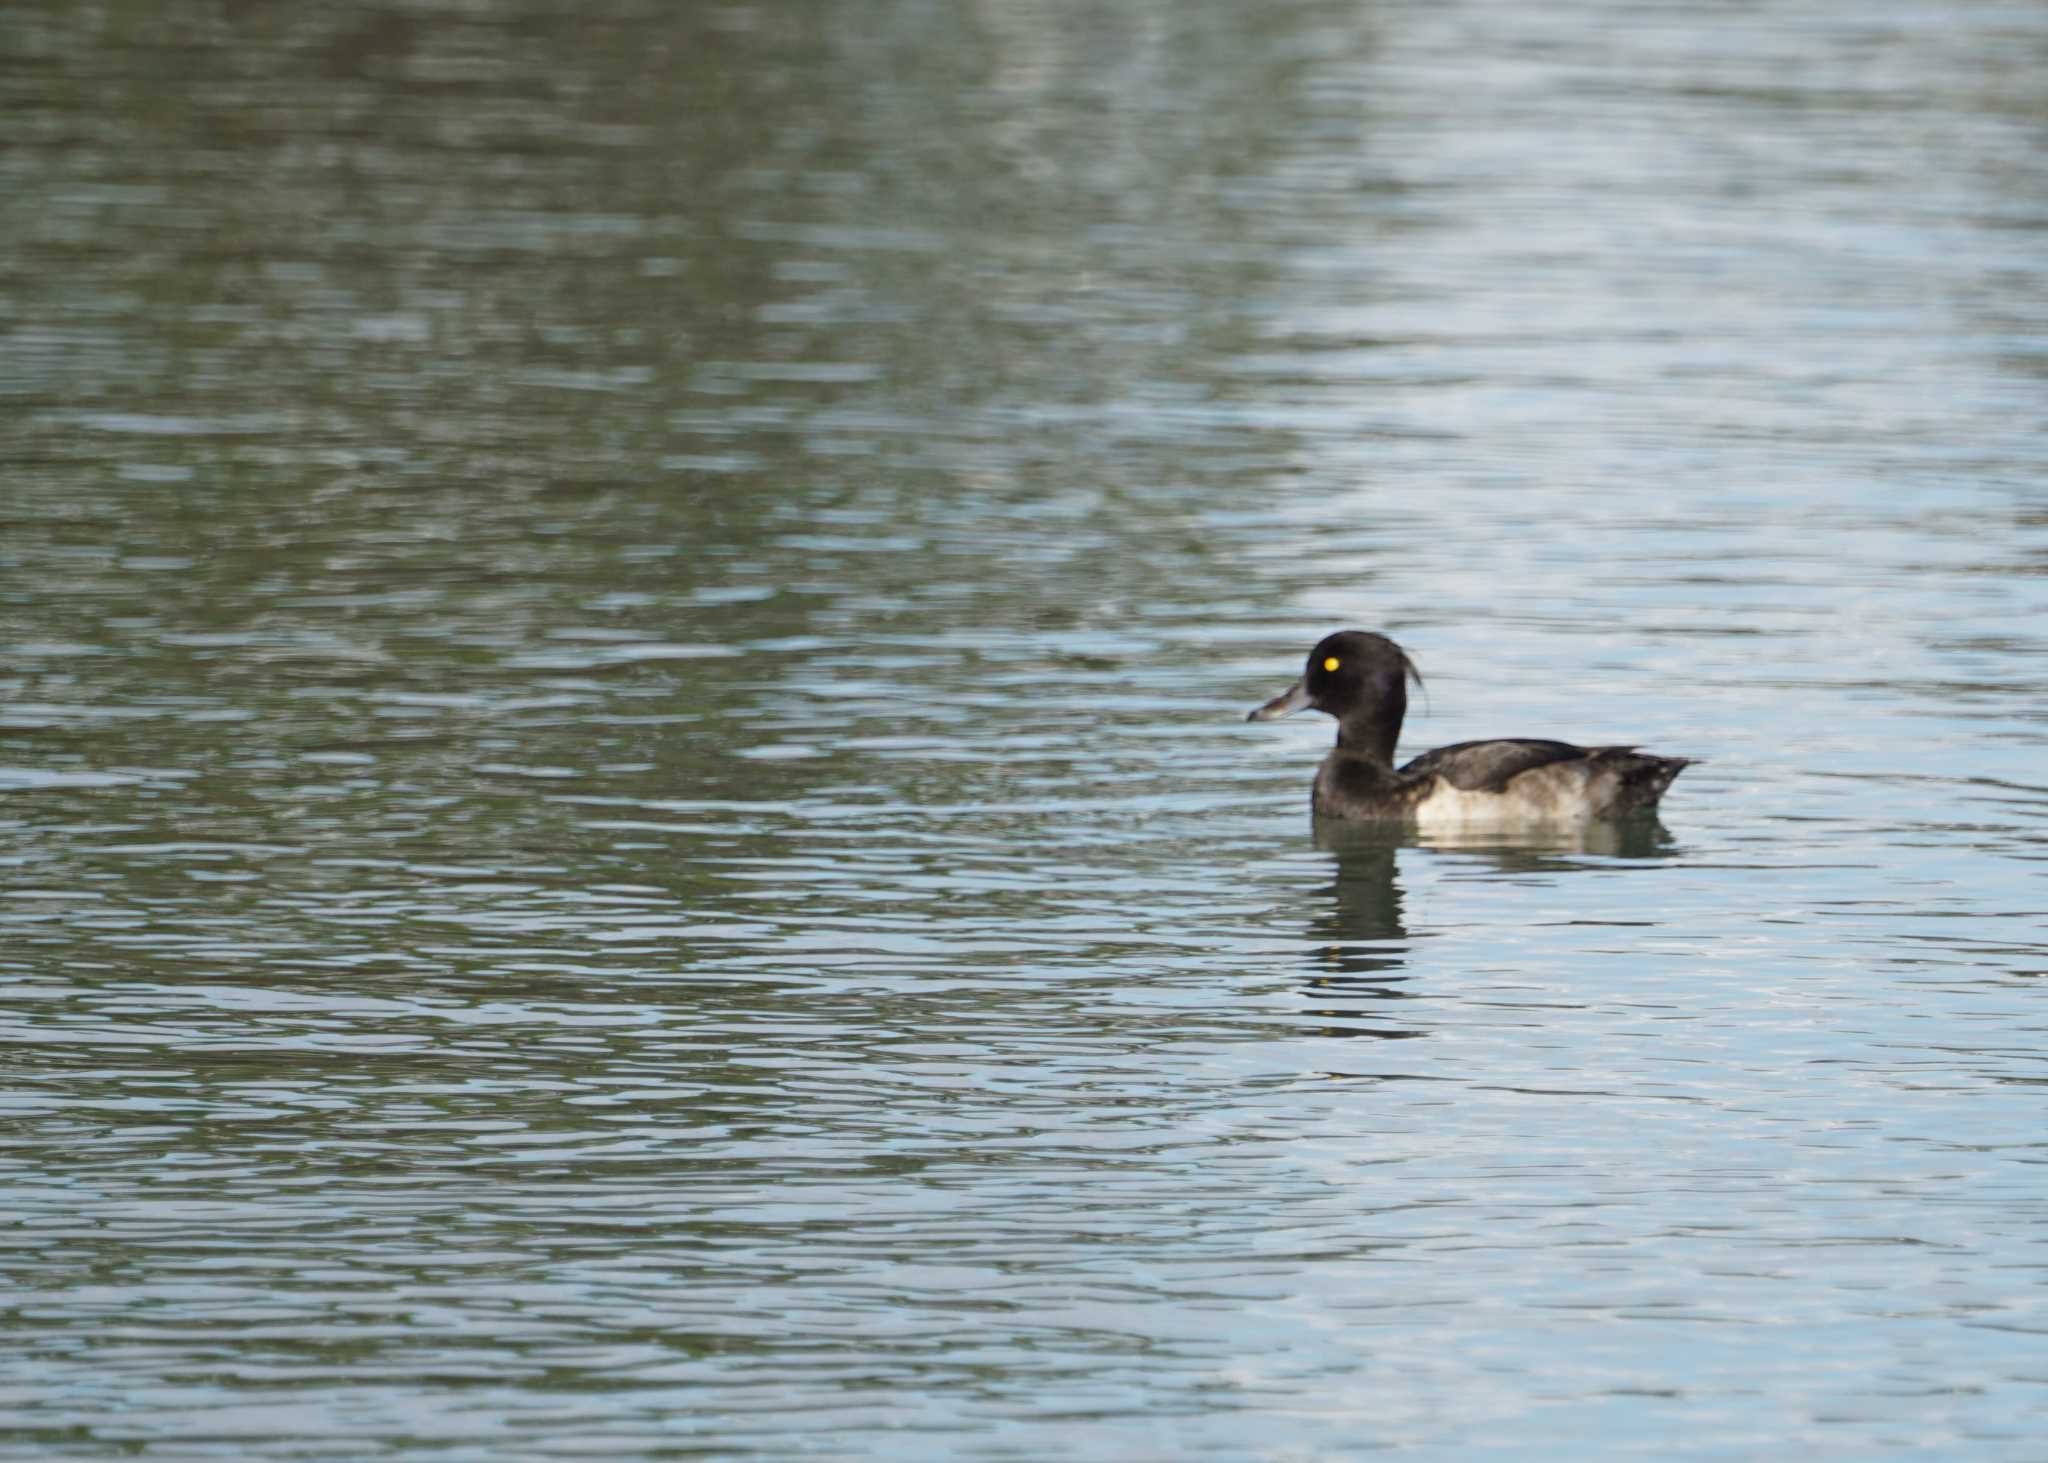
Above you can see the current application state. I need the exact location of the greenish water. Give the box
[4,1,2047,1456]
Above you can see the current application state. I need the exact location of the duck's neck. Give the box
[1335,703,1403,769]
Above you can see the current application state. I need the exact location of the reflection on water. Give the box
[1300,819,1680,1041]
[4,0,2048,1455]
[1300,829,1416,1039]
[1404,817,1680,863]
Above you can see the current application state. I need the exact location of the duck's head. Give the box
[1247,631,1422,759]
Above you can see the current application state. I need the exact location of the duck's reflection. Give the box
[1298,817,1678,1041]
[1300,823,1420,1040]
[1401,817,1678,866]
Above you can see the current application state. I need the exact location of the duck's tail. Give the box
[1594,750,1695,816]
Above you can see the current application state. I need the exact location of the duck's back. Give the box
[1398,738,1590,791]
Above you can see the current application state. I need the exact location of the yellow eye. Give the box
[1323,656,1341,672]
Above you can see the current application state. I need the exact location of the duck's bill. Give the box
[1247,678,1312,721]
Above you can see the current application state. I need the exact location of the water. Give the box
[4,0,2047,1455]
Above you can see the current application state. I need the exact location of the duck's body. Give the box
[1319,737,1689,825]
[1249,631,1691,825]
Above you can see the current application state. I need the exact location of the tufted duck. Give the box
[1249,630,1692,824]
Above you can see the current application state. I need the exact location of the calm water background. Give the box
[4,0,2047,1456]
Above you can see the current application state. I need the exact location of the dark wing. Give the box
[1398,738,1600,793]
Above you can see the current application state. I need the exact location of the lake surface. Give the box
[4,0,2047,1455]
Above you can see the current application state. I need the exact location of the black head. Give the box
[1248,630,1423,764]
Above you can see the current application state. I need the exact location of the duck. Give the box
[1248,630,1692,824]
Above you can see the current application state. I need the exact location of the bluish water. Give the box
[3,0,2047,1456]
